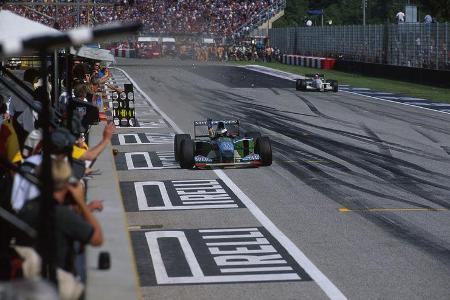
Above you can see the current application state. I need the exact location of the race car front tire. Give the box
[256,137,272,166]
[330,80,339,92]
[296,79,307,91]
[180,139,195,169]
[174,134,191,161]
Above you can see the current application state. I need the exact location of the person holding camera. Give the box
[15,158,103,300]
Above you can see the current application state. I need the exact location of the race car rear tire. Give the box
[330,80,339,92]
[174,134,191,161]
[296,79,307,91]
[256,137,272,166]
[180,139,195,169]
[245,131,261,139]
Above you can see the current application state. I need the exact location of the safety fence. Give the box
[265,23,450,70]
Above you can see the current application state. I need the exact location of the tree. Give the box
[273,0,449,27]
[419,0,450,21]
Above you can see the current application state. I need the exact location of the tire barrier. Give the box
[282,54,336,70]
[111,48,136,58]
[112,83,136,127]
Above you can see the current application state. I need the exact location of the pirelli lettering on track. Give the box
[137,119,168,128]
[131,227,311,286]
[115,151,179,170]
[120,179,245,211]
[111,133,174,145]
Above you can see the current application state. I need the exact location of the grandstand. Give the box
[3,0,286,37]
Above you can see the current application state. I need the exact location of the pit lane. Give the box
[112,59,450,300]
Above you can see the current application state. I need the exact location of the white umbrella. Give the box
[70,46,116,63]
[0,10,61,54]
[0,9,141,57]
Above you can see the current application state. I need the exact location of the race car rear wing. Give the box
[194,119,240,138]
[194,120,240,126]
[305,73,325,79]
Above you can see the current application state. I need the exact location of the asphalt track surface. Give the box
[112,59,450,300]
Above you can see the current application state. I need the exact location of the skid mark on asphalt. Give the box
[269,87,280,95]
[286,90,351,125]
[116,67,347,299]
[245,65,450,114]
[274,147,450,265]
[274,142,438,209]
[186,65,294,89]
[209,89,448,162]
[361,124,392,157]
[187,80,450,258]
[339,207,449,213]
[325,92,450,136]
[207,87,450,175]
[413,127,441,144]
[441,146,450,156]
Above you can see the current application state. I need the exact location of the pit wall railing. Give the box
[265,23,449,71]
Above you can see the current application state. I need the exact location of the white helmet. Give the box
[217,127,228,136]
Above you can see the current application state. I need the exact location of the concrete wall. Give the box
[85,123,141,300]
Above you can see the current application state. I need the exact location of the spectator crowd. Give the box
[0,56,120,299]
[4,0,282,36]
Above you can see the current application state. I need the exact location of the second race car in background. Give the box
[174,119,272,169]
[296,74,339,92]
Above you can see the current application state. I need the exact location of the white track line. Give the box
[242,65,450,116]
[113,66,347,300]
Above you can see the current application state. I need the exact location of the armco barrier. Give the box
[111,48,136,58]
[335,60,450,88]
[282,54,335,70]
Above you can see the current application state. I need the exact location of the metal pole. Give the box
[321,10,324,27]
[55,0,58,24]
[77,0,80,27]
[436,23,439,69]
[363,0,366,26]
[93,0,96,26]
[38,52,56,284]
[446,23,448,67]
[428,23,431,68]
[53,50,59,106]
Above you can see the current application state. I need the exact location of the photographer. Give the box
[16,158,103,300]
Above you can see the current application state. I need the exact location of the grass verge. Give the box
[230,61,450,103]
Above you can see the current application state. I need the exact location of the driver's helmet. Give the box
[314,74,320,79]
[216,122,228,137]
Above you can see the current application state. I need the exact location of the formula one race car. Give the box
[295,74,338,92]
[174,119,272,169]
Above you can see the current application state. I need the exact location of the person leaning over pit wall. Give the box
[10,127,106,214]
[86,76,100,103]
[91,63,116,92]
[70,114,115,177]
